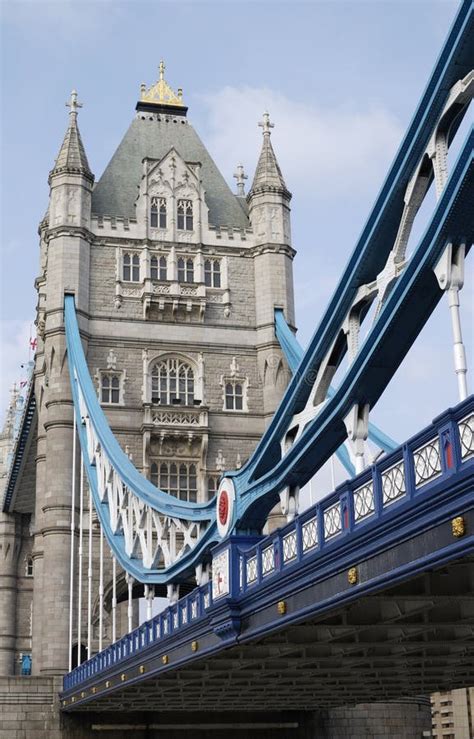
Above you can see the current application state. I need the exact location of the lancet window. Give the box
[225,381,244,411]
[150,461,198,502]
[177,257,194,283]
[122,253,140,282]
[150,197,167,229]
[151,255,167,281]
[25,556,33,577]
[100,374,121,404]
[151,358,195,405]
[177,199,193,231]
[204,259,221,288]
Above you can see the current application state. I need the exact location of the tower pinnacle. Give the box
[139,61,185,110]
[248,112,290,199]
[233,164,248,196]
[49,88,93,183]
[66,89,82,117]
[258,111,274,136]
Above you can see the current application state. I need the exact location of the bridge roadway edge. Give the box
[0,675,431,738]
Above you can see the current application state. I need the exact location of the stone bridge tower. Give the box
[1,65,295,677]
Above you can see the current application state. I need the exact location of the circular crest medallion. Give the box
[216,477,235,538]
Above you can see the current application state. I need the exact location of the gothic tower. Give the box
[1,65,295,677]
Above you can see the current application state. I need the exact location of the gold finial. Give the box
[140,62,184,107]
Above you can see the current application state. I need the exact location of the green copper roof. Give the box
[91,116,249,229]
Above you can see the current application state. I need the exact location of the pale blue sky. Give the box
[1,0,471,453]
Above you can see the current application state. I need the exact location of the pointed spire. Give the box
[233,163,248,196]
[49,90,94,183]
[249,112,290,199]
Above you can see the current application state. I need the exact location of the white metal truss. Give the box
[76,381,207,573]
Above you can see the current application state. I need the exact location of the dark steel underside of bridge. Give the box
[66,544,474,713]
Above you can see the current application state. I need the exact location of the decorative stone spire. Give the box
[248,112,290,199]
[49,90,93,183]
[233,164,248,196]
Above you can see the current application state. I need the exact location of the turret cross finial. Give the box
[66,89,83,116]
[233,163,248,196]
[258,111,274,136]
[159,60,165,81]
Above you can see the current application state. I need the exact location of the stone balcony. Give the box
[116,278,230,321]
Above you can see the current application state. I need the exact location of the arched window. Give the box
[225,381,243,411]
[151,461,197,502]
[151,358,194,405]
[177,257,194,283]
[150,197,167,229]
[101,374,120,404]
[151,255,167,281]
[204,259,221,288]
[177,199,193,231]
[123,253,140,282]
[25,556,33,577]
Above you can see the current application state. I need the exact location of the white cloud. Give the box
[0,320,34,428]
[198,86,403,198]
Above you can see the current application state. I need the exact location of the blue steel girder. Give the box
[232,132,473,530]
[227,0,474,501]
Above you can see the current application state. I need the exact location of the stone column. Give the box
[0,512,20,674]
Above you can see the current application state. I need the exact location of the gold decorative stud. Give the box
[81,691,85,698]
[162,654,169,665]
[63,700,67,707]
[139,665,146,674]
[191,641,199,652]
[348,567,358,585]
[71,697,76,703]
[120,673,126,682]
[91,687,97,694]
[452,516,466,538]
[277,600,287,615]
[105,680,111,689]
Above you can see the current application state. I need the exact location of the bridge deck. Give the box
[61,399,474,712]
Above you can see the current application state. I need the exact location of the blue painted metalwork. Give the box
[275,308,397,453]
[65,295,217,583]
[2,361,36,512]
[61,396,474,697]
[230,132,473,530]
[63,0,473,583]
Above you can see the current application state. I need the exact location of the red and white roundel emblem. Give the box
[216,478,235,538]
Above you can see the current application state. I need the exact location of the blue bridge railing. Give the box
[63,396,474,692]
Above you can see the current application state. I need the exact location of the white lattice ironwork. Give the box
[261,546,275,576]
[302,518,318,551]
[77,382,207,574]
[354,482,375,521]
[246,555,258,584]
[203,592,210,609]
[459,413,474,460]
[282,531,297,562]
[324,502,342,539]
[382,461,406,505]
[191,600,198,620]
[413,437,442,487]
